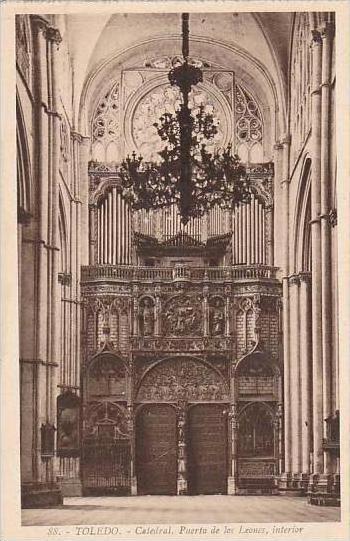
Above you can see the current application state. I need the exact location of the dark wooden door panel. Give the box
[188,404,227,495]
[136,404,177,495]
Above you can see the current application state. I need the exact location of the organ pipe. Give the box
[94,185,271,266]
[108,191,112,264]
[255,198,259,264]
[247,201,251,265]
[117,192,122,264]
[250,196,255,264]
[112,187,117,264]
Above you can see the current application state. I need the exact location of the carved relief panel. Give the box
[163,295,203,336]
[137,357,229,402]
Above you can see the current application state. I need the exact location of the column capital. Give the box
[289,274,300,286]
[299,271,311,284]
[328,208,337,227]
[311,30,323,45]
[281,134,291,146]
[31,16,62,46]
[45,26,62,46]
[71,131,90,144]
[30,14,50,34]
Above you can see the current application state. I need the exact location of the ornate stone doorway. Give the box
[81,353,131,495]
[187,404,228,495]
[136,404,177,495]
[135,356,230,495]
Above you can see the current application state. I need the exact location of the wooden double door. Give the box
[136,403,228,495]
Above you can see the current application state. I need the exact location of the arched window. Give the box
[235,84,263,163]
[91,82,120,162]
[90,73,264,164]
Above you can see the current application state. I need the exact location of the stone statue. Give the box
[210,299,224,336]
[141,298,154,336]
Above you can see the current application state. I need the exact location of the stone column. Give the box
[225,288,231,337]
[132,286,139,337]
[47,23,63,485]
[310,29,324,479]
[176,407,188,495]
[127,404,137,495]
[276,403,284,476]
[280,135,292,490]
[155,286,162,336]
[299,272,312,487]
[320,21,334,476]
[227,403,239,494]
[31,18,49,485]
[289,275,301,485]
[203,286,209,337]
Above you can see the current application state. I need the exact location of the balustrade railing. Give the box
[81,264,277,282]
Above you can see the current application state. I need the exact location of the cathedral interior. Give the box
[15,11,340,509]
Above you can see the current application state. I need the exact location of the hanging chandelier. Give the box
[119,13,251,225]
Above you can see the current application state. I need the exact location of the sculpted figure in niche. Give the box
[210,299,225,336]
[140,298,154,336]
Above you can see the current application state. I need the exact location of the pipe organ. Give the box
[88,163,274,266]
[94,187,133,265]
[232,193,267,265]
[133,197,269,265]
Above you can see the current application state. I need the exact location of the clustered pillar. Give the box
[280,15,338,505]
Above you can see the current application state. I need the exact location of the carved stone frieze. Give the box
[233,283,281,296]
[131,336,233,353]
[82,284,132,296]
[137,357,229,402]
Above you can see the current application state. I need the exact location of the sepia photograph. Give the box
[1,1,350,540]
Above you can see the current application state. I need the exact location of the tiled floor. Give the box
[22,495,341,526]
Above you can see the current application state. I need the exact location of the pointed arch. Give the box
[16,92,33,219]
[292,156,312,273]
